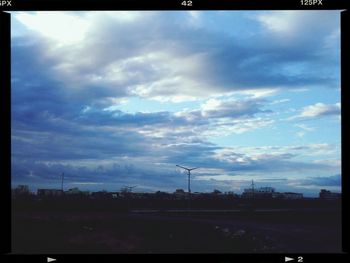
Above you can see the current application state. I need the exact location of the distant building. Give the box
[319,189,341,200]
[13,185,30,195]
[91,191,113,199]
[12,185,32,199]
[155,191,170,196]
[65,187,89,196]
[37,189,63,197]
[257,187,275,193]
[282,192,303,200]
[152,191,172,200]
[242,187,275,198]
[174,189,187,199]
[65,187,81,195]
[212,189,222,195]
[111,192,120,199]
[225,191,239,199]
[174,189,186,194]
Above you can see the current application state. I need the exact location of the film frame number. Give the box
[181,1,193,7]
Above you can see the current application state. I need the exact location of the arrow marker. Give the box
[285,257,294,262]
[47,258,56,262]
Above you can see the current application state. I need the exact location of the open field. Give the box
[12,208,342,254]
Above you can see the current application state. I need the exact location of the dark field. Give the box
[12,207,342,254]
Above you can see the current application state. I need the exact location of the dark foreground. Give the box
[12,208,342,254]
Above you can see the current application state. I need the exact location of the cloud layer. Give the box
[11,11,341,196]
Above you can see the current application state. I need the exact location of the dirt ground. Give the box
[11,210,342,254]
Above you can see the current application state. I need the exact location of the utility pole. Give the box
[176,165,198,212]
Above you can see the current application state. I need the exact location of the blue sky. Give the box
[10,11,341,196]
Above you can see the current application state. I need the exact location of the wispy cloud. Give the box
[289,103,340,120]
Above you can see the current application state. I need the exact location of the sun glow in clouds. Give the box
[15,12,90,45]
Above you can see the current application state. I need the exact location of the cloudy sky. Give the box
[11,11,341,196]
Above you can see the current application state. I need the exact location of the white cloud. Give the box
[295,124,315,138]
[172,97,274,137]
[296,131,305,138]
[98,11,142,22]
[13,11,340,106]
[237,88,279,98]
[215,144,339,161]
[214,118,274,135]
[300,102,340,118]
[295,124,315,132]
[313,159,341,167]
[200,98,221,112]
[288,102,340,120]
[270,99,290,105]
[254,10,340,43]
[15,12,90,46]
[323,28,340,49]
[187,11,202,26]
[255,11,297,34]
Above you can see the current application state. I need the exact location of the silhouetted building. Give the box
[12,185,31,198]
[319,189,341,200]
[37,189,63,197]
[91,191,113,199]
[282,192,303,199]
[258,187,275,193]
[242,187,275,198]
[153,191,173,200]
[212,189,222,195]
[65,187,89,196]
[174,189,186,199]
[174,189,185,194]
[14,185,30,194]
[65,187,80,195]
[111,192,120,198]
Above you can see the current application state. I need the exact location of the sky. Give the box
[10,11,341,197]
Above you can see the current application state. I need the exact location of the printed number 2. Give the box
[181,1,193,6]
[298,256,303,262]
